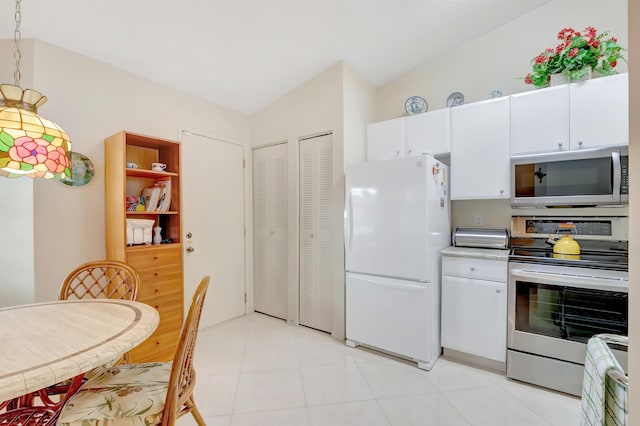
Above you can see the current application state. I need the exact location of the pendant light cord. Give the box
[13,0,22,87]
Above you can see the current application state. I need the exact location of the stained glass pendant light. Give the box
[0,0,71,179]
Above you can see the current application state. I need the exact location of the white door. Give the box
[346,272,433,363]
[299,134,332,332]
[570,73,629,149]
[441,275,507,362]
[182,132,246,329]
[253,143,288,320]
[405,108,451,156]
[366,118,405,161]
[345,155,430,281]
[450,97,511,200]
[510,85,570,155]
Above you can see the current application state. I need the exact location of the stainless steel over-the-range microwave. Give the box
[511,146,629,207]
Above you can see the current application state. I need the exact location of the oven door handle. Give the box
[510,269,628,292]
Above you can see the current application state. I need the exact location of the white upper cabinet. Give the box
[366,118,405,161]
[451,97,510,200]
[511,85,570,154]
[570,73,628,149]
[405,108,451,157]
[511,73,628,155]
[366,108,451,162]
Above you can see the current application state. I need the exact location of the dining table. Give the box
[0,299,160,424]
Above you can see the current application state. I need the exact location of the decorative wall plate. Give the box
[404,96,428,115]
[446,92,465,107]
[60,151,95,187]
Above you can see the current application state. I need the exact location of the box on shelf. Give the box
[126,219,155,245]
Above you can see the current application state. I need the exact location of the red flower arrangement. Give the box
[525,26,626,88]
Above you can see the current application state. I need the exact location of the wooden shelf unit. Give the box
[105,131,184,363]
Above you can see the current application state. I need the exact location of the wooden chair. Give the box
[59,260,141,366]
[59,260,140,301]
[57,276,210,426]
[0,406,56,426]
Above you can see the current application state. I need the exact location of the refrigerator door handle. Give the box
[344,188,353,253]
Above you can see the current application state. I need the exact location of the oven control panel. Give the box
[511,216,628,241]
[524,219,611,236]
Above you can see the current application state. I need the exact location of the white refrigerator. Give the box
[344,154,450,370]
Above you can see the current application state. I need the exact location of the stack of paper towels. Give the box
[126,219,155,245]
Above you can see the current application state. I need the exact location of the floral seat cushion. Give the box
[57,362,172,426]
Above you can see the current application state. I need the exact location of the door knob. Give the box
[186,246,195,253]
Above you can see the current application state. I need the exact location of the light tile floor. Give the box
[177,313,581,426]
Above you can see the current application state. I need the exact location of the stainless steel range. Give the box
[507,216,628,396]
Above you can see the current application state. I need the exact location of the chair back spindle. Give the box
[59,260,140,301]
[162,276,209,425]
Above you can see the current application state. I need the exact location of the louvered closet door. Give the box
[253,143,288,319]
[299,134,332,332]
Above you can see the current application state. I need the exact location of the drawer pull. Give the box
[154,289,159,294]
[496,289,501,293]
[470,267,476,272]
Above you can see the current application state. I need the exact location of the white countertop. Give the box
[441,246,510,261]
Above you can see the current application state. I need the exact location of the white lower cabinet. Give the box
[441,256,507,363]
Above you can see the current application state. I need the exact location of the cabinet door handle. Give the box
[396,150,401,156]
[186,246,195,253]
[496,289,502,293]
[578,140,583,147]
[470,267,476,272]
[407,149,412,155]
[558,141,563,148]
[500,189,504,194]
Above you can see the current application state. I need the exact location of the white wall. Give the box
[251,61,375,340]
[343,62,376,166]
[0,178,34,306]
[627,1,638,420]
[377,0,628,120]
[0,39,36,307]
[252,61,345,337]
[0,39,252,303]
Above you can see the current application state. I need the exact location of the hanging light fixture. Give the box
[0,0,71,179]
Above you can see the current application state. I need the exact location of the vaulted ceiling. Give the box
[0,0,549,114]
